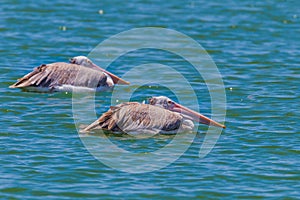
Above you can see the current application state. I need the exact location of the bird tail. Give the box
[82,119,100,132]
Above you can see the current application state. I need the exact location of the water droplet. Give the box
[247,95,255,100]
[59,26,67,31]
[98,9,104,15]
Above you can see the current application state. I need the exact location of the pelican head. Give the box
[69,56,94,68]
[69,56,130,85]
[149,96,226,128]
[149,96,175,110]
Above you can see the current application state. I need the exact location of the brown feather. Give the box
[83,102,184,134]
[10,62,109,90]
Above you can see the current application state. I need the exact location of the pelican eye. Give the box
[167,100,174,105]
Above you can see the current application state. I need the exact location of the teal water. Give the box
[1,0,300,199]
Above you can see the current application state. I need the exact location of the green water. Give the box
[1,0,299,199]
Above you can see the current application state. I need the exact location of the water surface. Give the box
[1,0,299,199]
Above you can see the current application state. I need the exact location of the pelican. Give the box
[9,56,129,92]
[83,96,225,134]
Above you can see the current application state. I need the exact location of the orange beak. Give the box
[172,103,226,128]
[91,63,130,85]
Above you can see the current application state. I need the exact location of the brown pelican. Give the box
[83,96,225,134]
[9,56,130,92]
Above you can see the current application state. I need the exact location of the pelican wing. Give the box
[83,102,183,133]
[9,62,108,89]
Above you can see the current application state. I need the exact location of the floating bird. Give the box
[9,56,129,92]
[83,96,225,135]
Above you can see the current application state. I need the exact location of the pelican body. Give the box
[83,96,225,135]
[9,56,129,92]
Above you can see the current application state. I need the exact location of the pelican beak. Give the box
[91,63,130,85]
[172,103,226,128]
